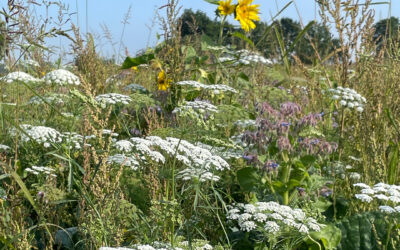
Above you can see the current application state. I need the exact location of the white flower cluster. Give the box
[134,136,230,171]
[206,45,227,51]
[100,245,181,250]
[124,83,149,93]
[100,238,214,250]
[62,132,90,150]
[10,124,62,148]
[1,71,41,84]
[322,161,359,180]
[227,201,323,234]
[101,129,119,137]
[95,93,132,106]
[173,101,218,114]
[195,142,243,160]
[177,167,220,182]
[21,59,40,67]
[354,182,400,213]
[107,154,140,170]
[25,165,57,177]
[219,50,272,66]
[28,93,69,105]
[328,87,366,112]
[0,144,10,151]
[114,140,134,152]
[175,81,238,94]
[44,69,80,86]
[234,119,256,128]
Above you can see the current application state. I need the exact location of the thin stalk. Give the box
[281,164,291,205]
[384,221,392,250]
[218,16,226,45]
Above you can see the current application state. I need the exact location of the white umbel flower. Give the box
[379,205,396,214]
[355,194,373,203]
[107,154,140,170]
[10,124,62,147]
[44,69,80,85]
[1,71,41,84]
[264,221,280,233]
[95,93,132,106]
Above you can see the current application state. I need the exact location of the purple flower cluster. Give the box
[280,102,301,116]
[299,138,338,154]
[298,113,322,127]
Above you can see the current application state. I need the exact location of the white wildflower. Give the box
[379,205,396,214]
[361,188,375,195]
[240,220,257,232]
[244,204,257,214]
[1,71,41,84]
[355,194,373,203]
[389,196,400,203]
[349,172,361,180]
[114,140,134,152]
[10,124,62,147]
[354,183,370,189]
[297,224,309,234]
[107,154,140,170]
[95,93,132,106]
[374,194,389,201]
[253,213,268,222]
[44,69,80,85]
[264,221,280,234]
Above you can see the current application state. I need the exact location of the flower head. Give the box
[157,70,171,91]
[235,0,260,32]
[218,0,235,16]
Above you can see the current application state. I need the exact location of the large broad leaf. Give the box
[307,224,342,250]
[182,45,197,64]
[300,155,316,167]
[121,53,155,69]
[336,212,391,250]
[237,167,260,192]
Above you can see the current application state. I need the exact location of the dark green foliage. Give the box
[373,17,400,52]
[179,9,226,42]
[336,212,399,250]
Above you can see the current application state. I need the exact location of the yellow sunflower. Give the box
[218,0,235,16]
[235,0,260,32]
[157,70,171,91]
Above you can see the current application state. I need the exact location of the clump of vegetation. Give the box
[1,0,400,249]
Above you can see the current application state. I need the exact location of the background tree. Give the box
[373,17,400,53]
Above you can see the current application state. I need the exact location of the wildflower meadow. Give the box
[1,0,400,249]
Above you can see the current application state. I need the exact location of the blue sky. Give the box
[16,1,400,60]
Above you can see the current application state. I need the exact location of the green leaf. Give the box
[237,167,260,192]
[232,31,255,49]
[308,224,341,250]
[182,45,197,64]
[284,20,315,58]
[238,72,249,82]
[300,155,316,167]
[314,197,332,212]
[274,25,290,74]
[10,170,39,213]
[203,0,219,5]
[255,1,293,47]
[388,143,399,184]
[287,179,301,189]
[121,53,155,69]
[258,154,267,164]
[0,173,10,181]
[201,34,216,51]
